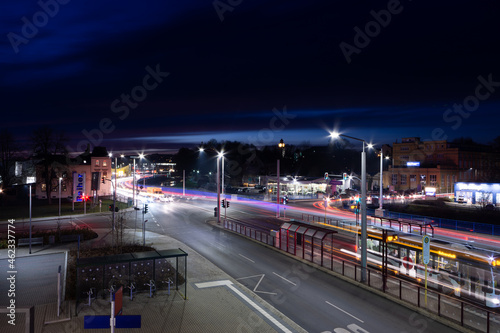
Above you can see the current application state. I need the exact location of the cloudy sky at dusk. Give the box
[2,0,499,155]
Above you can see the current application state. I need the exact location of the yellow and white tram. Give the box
[332,223,500,308]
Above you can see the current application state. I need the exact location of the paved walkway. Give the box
[0,224,306,333]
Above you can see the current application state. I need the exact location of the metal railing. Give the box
[372,209,500,237]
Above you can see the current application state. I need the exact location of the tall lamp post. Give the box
[131,154,144,208]
[330,132,372,283]
[376,151,390,216]
[109,153,118,231]
[26,176,36,254]
[216,152,223,224]
[58,177,62,217]
[277,139,285,218]
[133,158,136,207]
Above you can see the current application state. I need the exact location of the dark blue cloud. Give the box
[2,0,500,153]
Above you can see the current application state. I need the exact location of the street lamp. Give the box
[330,132,372,283]
[216,151,224,224]
[109,153,118,231]
[277,139,285,218]
[377,151,390,215]
[26,176,36,254]
[59,177,62,217]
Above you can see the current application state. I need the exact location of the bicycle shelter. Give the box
[76,248,187,315]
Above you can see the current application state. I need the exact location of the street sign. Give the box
[422,235,430,265]
[402,256,414,270]
[329,180,342,185]
[26,176,36,184]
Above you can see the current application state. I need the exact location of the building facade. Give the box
[35,147,112,200]
[386,137,499,194]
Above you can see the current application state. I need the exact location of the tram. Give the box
[340,225,500,308]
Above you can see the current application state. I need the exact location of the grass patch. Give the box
[0,226,98,249]
[0,198,129,220]
[384,202,500,224]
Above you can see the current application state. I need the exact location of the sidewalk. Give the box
[0,224,306,333]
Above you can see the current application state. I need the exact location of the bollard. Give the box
[86,288,96,306]
[146,280,156,298]
[163,279,173,295]
[128,283,136,301]
[108,285,116,303]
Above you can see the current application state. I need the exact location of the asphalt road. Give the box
[140,198,456,333]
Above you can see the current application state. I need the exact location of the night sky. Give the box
[2,0,500,155]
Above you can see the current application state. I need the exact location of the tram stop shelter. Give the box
[371,216,434,237]
[75,248,187,315]
[279,221,337,268]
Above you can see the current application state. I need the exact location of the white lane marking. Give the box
[272,272,296,286]
[195,280,230,288]
[254,273,265,290]
[236,274,278,295]
[325,301,364,323]
[238,253,255,263]
[196,279,292,333]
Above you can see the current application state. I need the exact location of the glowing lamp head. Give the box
[278,139,285,148]
[330,132,340,139]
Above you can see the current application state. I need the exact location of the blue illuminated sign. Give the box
[407,162,420,167]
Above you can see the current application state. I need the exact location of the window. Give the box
[410,175,416,182]
[103,160,107,167]
[41,184,46,191]
[400,146,409,151]
[401,174,407,185]
[420,174,426,185]
[95,159,100,166]
[430,175,437,185]
[392,174,398,185]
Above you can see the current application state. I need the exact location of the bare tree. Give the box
[0,129,18,188]
[32,126,69,204]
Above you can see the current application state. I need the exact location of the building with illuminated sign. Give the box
[454,182,500,205]
[35,146,112,200]
[386,137,500,194]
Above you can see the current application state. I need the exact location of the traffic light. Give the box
[343,173,347,180]
[383,232,398,242]
[226,201,230,208]
[109,204,113,212]
[386,235,398,242]
[109,204,119,212]
[102,176,105,184]
[221,199,226,208]
[214,207,218,217]
[144,204,149,214]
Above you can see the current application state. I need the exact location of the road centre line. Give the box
[325,301,364,323]
[238,253,255,263]
[272,272,296,286]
